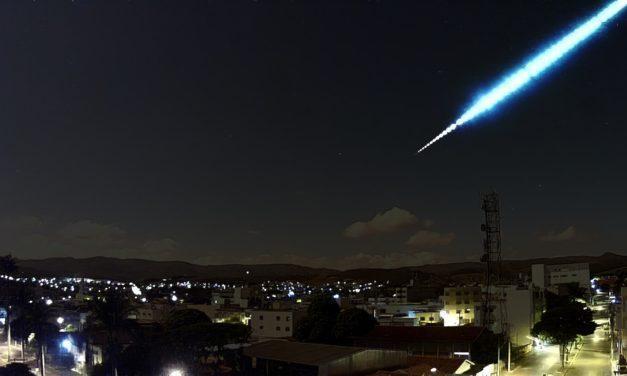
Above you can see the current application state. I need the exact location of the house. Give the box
[248,309,306,339]
[243,339,408,376]
[440,286,482,326]
[352,326,485,360]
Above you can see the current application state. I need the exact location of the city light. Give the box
[61,338,72,352]
[131,284,142,296]
[168,370,183,376]
[57,317,65,324]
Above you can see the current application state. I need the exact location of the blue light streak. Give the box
[417,0,627,154]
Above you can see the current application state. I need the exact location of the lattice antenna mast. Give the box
[480,191,502,327]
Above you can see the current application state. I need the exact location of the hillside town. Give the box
[0,255,622,375]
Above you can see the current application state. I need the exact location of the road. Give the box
[567,319,611,376]
[511,301,611,375]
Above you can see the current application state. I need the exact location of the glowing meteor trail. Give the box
[417,0,627,154]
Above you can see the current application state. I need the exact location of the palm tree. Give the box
[13,302,57,376]
[86,291,137,376]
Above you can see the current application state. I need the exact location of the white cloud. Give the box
[344,207,418,238]
[406,230,455,247]
[539,226,576,242]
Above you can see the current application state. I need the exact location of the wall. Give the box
[249,310,303,339]
[327,349,407,376]
[441,287,482,326]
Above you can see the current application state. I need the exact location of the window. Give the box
[259,326,264,330]
[259,315,264,320]
[456,309,461,314]
[285,327,290,331]
[276,326,281,331]
[465,308,471,313]
[286,316,291,321]
[420,317,425,321]
[276,316,281,321]
[429,317,434,321]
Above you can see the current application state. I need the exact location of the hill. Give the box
[14,252,627,283]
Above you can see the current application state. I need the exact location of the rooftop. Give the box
[357,325,485,343]
[244,340,366,366]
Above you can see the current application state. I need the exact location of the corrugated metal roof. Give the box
[358,326,485,343]
[244,340,367,366]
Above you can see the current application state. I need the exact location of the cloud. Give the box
[139,238,179,259]
[539,226,576,242]
[58,220,126,247]
[0,215,186,260]
[0,216,45,232]
[344,207,418,238]
[406,230,455,247]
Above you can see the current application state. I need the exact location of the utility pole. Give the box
[508,340,511,372]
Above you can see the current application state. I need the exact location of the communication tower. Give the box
[480,191,503,328]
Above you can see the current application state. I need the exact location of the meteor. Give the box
[417,0,627,154]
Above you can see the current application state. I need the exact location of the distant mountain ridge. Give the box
[14,252,627,282]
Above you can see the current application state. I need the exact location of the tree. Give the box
[294,294,340,344]
[532,299,596,367]
[470,330,506,366]
[87,291,137,376]
[12,302,58,376]
[0,254,17,276]
[333,308,377,344]
[164,309,211,330]
[0,254,18,363]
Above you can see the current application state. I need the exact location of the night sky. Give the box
[1,0,625,269]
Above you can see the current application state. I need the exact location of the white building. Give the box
[531,263,590,291]
[491,285,535,347]
[248,309,305,339]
